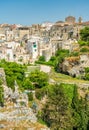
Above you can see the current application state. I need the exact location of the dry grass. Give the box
[0,120,47,130]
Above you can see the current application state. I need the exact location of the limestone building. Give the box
[65,16,76,24]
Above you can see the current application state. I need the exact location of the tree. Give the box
[71,85,88,130]
[6,76,15,90]
[0,60,26,90]
[80,27,89,42]
[42,84,72,130]
[0,86,4,107]
[83,67,89,80]
[0,79,4,107]
[29,70,49,88]
[35,87,47,100]
[27,92,33,101]
[41,84,89,130]
[22,78,34,90]
[55,49,69,72]
[38,56,45,62]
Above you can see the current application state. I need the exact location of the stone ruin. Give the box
[0,68,6,84]
[0,74,27,108]
[3,80,29,108]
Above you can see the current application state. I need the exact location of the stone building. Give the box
[50,37,63,55]
[27,36,40,62]
[27,36,52,62]
[49,23,74,40]
[65,16,76,24]
[6,30,14,41]
[29,24,41,35]
[17,27,30,41]
[0,34,6,41]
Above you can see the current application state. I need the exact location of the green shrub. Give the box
[78,40,87,46]
[0,84,4,106]
[27,92,33,101]
[38,56,45,62]
[29,70,48,88]
[70,52,79,56]
[80,27,89,41]
[22,78,34,90]
[35,89,44,100]
[80,47,89,52]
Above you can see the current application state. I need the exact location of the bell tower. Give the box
[78,17,82,23]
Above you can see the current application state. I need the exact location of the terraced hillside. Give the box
[49,67,89,88]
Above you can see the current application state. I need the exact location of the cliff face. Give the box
[0,68,6,85]
[0,69,49,130]
[60,54,89,77]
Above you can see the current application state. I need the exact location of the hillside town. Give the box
[0,16,89,129]
[0,16,88,64]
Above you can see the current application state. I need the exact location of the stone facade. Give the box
[65,16,76,24]
[0,16,88,64]
[17,27,30,41]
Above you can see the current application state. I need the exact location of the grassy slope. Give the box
[49,68,89,104]
[49,68,89,84]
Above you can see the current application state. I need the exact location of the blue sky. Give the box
[0,0,89,25]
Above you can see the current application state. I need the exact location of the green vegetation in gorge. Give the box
[0,78,4,106]
[42,84,72,130]
[78,27,89,46]
[80,27,89,42]
[22,78,34,90]
[0,60,26,90]
[38,84,89,130]
[29,70,49,88]
[0,60,49,91]
[77,27,89,80]
[84,67,89,80]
